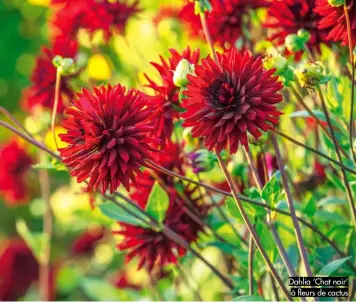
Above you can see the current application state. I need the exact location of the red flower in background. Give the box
[116,142,205,271]
[59,84,158,194]
[51,0,140,41]
[181,49,283,153]
[0,140,32,206]
[71,226,105,255]
[24,37,77,113]
[145,48,200,147]
[314,0,356,46]
[0,239,38,301]
[265,0,329,52]
[113,273,141,290]
[256,152,278,186]
[179,0,269,48]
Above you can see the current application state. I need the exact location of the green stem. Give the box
[316,86,356,231]
[51,69,61,150]
[216,152,292,301]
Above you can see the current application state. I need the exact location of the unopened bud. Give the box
[191,0,212,15]
[297,29,311,43]
[188,149,217,173]
[173,59,195,88]
[294,61,330,88]
[285,34,305,52]
[263,54,288,74]
[327,0,344,7]
[52,56,76,76]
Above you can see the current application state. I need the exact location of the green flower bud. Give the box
[294,61,330,88]
[191,0,212,14]
[297,29,311,43]
[263,54,288,74]
[52,55,63,68]
[285,34,305,52]
[61,58,76,76]
[189,149,217,173]
[173,59,195,88]
[327,0,344,7]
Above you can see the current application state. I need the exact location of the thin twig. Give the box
[0,106,33,139]
[271,133,313,278]
[199,13,219,66]
[216,152,292,300]
[316,86,356,231]
[248,234,254,296]
[51,69,61,150]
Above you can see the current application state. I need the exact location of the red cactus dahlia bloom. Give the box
[0,239,39,301]
[59,84,158,194]
[24,37,78,113]
[51,0,140,41]
[0,140,32,206]
[265,0,329,52]
[117,186,205,271]
[181,49,283,153]
[314,0,356,46]
[145,48,200,147]
[179,0,269,48]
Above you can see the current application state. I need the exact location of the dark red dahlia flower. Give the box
[59,84,158,194]
[0,239,39,301]
[0,140,32,206]
[24,37,77,113]
[116,187,204,271]
[179,0,269,48]
[51,0,140,41]
[145,48,200,147]
[181,49,283,153]
[71,226,105,255]
[265,0,330,52]
[315,0,356,46]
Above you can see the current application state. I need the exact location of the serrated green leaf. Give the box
[145,182,169,224]
[317,196,347,207]
[317,256,352,276]
[98,203,150,228]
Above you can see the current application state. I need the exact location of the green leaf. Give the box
[57,265,82,294]
[98,202,150,228]
[226,196,267,222]
[80,278,120,301]
[256,220,277,262]
[317,196,347,207]
[261,175,283,206]
[317,256,352,276]
[16,219,48,262]
[145,182,170,224]
[226,197,242,221]
[32,158,67,172]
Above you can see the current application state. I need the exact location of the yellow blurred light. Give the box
[94,244,114,265]
[88,54,112,81]
[45,126,67,151]
[27,0,50,6]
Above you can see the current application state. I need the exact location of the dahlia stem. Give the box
[0,106,33,139]
[38,152,52,301]
[215,152,292,300]
[244,149,299,280]
[274,130,356,175]
[316,86,356,231]
[344,3,356,163]
[271,133,313,279]
[51,69,62,150]
[289,85,350,160]
[111,192,234,289]
[0,120,60,160]
[199,13,220,67]
[248,233,254,296]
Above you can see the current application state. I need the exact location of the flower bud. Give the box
[263,54,288,74]
[188,149,217,173]
[189,0,212,14]
[52,56,76,76]
[294,61,330,88]
[327,0,344,7]
[297,29,311,43]
[285,34,305,52]
[173,59,195,88]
